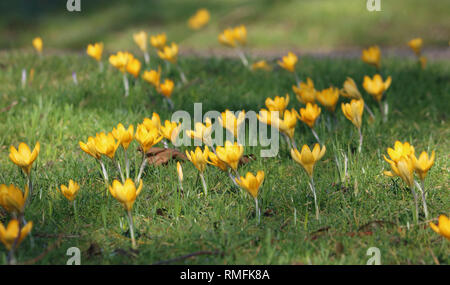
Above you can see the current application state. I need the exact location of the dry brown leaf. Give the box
[145,147,187,166]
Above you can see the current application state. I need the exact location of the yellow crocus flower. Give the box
[109,51,133,73]
[186,146,209,173]
[0,184,28,214]
[251,60,272,71]
[0,219,33,250]
[361,45,381,69]
[126,56,142,78]
[298,103,321,129]
[384,141,415,163]
[233,25,247,46]
[135,123,163,153]
[408,38,423,56]
[150,33,167,50]
[9,142,40,175]
[159,79,174,98]
[218,28,237,48]
[257,108,279,126]
[265,94,289,114]
[383,156,415,188]
[362,74,392,102]
[278,109,298,139]
[429,215,450,241]
[93,132,120,160]
[86,42,103,61]
[207,151,228,171]
[142,67,161,88]
[411,150,435,181]
[133,31,148,52]
[79,137,101,159]
[112,123,134,150]
[186,119,213,145]
[32,37,43,53]
[218,109,246,138]
[157,43,178,63]
[143,112,161,131]
[293,77,316,104]
[419,56,427,69]
[235,171,265,198]
[160,120,181,143]
[340,77,362,99]
[290,144,326,178]
[278,52,298,72]
[341,99,364,129]
[216,141,244,171]
[316,87,340,112]
[188,9,210,30]
[60,180,80,202]
[176,161,183,182]
[109,179,143,211]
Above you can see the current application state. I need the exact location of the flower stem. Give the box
[236,48,249,67]
[99,61,104,72]
[26,172,33,206]
[294,71,301,85]
[415,180,429,219]
[73,200,79,224]
[311,129,321,144]
[114,158,125,183]
[177,64,187,84]
[136,153,148,184]
[124,149,130,179]
[200,172,208,196]
[144,52,150,65]
[309,177,320,221]
[358,127,363,153]
[126,210,137,249]
[228,171,239,187]
[410,183,419,222]
[254,197,260,225]
[123,73,129,97]
[364,104,375,120]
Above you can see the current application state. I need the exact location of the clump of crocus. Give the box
[363,74,391,122]
[160,120,181,147]
[235,171,265,224]
[112,123,134,179]
[159,79,175,108]
[361,45,381,70]
[142,67,161,89]
[257,108,298,149]
[429,215,450,241]
[125,56,142,79]
[133,31,150,64]
[251,60,272,71]
[218,109,246,139]
[135,122,163,183]
[216,141,244,186]
[278,52,299,83]
[186,119,213,147]
[186,146,210,195]
[79,136,109,186]
[32,37,43,55]
[340,77,375,119]
[109,51,134,97]
[150,33,167,51]
[9,142,40,202]
[293,77,316,105]
[410,149,435,219]
[188,9,210,30]
[291,144,326,220]
[408,38,426,69]
[109,179,143,249]
[341,99,364,152]
[0,219,33,264]
[157,42,187,84]
[59,179,80,221]
[316,87,340,114]
[265,94,289,114]
[297,103,322,143]
[218,25,249,67]
[0,184,28,216]
[86,42,104,71]
[176,162,184,193]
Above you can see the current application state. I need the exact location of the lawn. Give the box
[0,50,448,265]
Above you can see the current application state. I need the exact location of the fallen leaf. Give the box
[239,154,256,166]
[144,147,187,166]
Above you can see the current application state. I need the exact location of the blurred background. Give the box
[0,0,448,54]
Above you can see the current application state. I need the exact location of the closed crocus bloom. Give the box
[188,9,210,30]
[341,99,364,129]
[86,42,104,61]
[160,120,181,143]
[159,79,174,98]
[9,142,40,175]
[126,57,142,78]
[133,31,148,52]
[94,132,120,159]
[429,215,450,241]
[157,43,178,63]
[109,51,133,73]
[143,112,161,131]
[265,94,289,114]
[384,141,415,163]
[362,74,391,102]
[79,137,100,159]
[291,144,326,177]
[112,123,134,150]
[411,150,435,181]
[218,110,246,138]
[176,162,183,182]
[384,156,414,187]
[216,141,244,170]
[278,109,298,139]
[32,37,43,53]
[278,52,298,72]
[408,38,423,56]
[293,78,316,104]
[0,220,33,250]
[186,146,209,173]
[150,33,167,50]
[316,87,340,112]
[419,56,427,69]
[236,171,264,198]
[218,28,236,47]
[257,108,280,127]
[109,179,143,211]
[186,119,213,145]
[233,25,247,46]
[142,67,161,87]
[251,60,271,71]
[207,151,228,171]
[60,180,80,202]
[0,184,28,214]
[340,77,362,99]
[298,103,321,129]
[135,123,163,153]
[361,45,381,69]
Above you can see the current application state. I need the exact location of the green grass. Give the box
[1,0,449,50]
[0,50,449,265]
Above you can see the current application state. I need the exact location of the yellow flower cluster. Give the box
[188,9,210,30]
